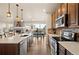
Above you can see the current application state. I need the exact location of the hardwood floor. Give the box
[27,36,51,55]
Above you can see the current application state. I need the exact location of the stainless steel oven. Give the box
[56,14,68,28]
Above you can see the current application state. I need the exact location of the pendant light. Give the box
[16,4,20,21]
[7,3,11,17]
[21,9,23,22]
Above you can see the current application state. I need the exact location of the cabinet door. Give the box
[54,10,58,28]
[53,13,55,28]
[57,6,61,17]
[51,14,53,28]
[58,44,65,55]
[59,49,65,55]
[68,3,78,27]
[51,14,55,28]
[75,4,79,26]
[61,3,68,14]
[66,50,73,55]
[0,44,19,55]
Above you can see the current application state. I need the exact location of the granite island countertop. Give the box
[58,41,79,55]
[0,33,32,44]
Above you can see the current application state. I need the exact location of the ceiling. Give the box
[0,3,60,23]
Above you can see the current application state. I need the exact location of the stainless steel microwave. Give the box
[56,14,68,28]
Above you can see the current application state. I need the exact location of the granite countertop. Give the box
[58,41,79,55]
[0,33,32,44]
[48,34,60,37]
[48,34,61,41]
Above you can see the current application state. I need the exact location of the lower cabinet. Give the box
[27,35,33,47]
[59,49,65,55]
[20,39,27,55]
[0,41,27,55]
[0,36,33,55]
[66,49,73,55]
[0,44,19,55]
[58,43,73,55]
[58,44,66,55]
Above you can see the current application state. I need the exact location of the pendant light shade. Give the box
[16,4,20,21]
[21,9,23,22]
[7,3,11,17]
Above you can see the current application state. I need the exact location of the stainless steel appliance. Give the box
[56,14,68,28]
[49,36,60,55]
[49,31,76,55]
[61,31,76,41]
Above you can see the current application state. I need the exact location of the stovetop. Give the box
[52,37,60,41]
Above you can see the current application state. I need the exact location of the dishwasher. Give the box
[20,39,27,55]
[49,37,60,55]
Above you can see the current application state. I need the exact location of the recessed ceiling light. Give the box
[21,20,23,22]
[43,9,46,12]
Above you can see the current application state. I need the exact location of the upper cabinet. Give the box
[68,3,79,27]
[51,14,53,28]
[61,3,68,15]
[57,6,61,17]
[55,4,68,28]
[51,10,58,28]
[57,4,68,17]
[51,3,79,29]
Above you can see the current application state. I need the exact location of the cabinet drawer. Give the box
[59,48,65,55]
[59,44,65,53]
[66,50,73,55]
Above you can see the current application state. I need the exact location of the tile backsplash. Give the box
[62,29,79,33]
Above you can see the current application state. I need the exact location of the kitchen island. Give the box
[0,33,33,55]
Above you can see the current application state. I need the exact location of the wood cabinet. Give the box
[58,43,66,55]
[57,3,68,17]
[0,42,27,55]
[0,35,33,55]
[51,3,68,29]
[68,3,79,27]
[54,10,58,28]
[53,12,55,28]
[52,13,55,28]
[51,14,53,28]
[58,43,73,55]
[61,3,68,15]
[66,50,73,55]
[51,10,57,28]
[57,7,61,17]
[0,40,27,55]
[51,3,79,29]
[0,44,19,55]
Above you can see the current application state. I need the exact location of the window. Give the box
[33,24,46,29]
